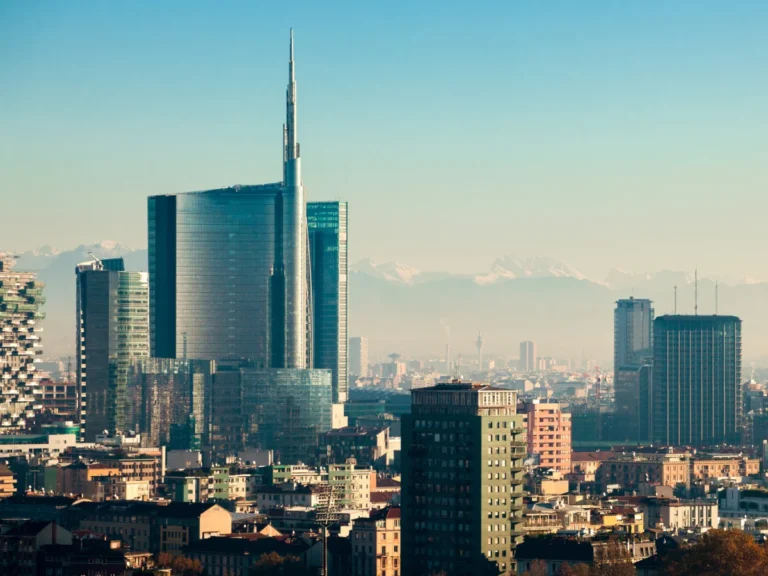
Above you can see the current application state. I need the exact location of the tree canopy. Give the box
[664,529,768,576]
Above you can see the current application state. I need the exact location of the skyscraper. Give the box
[652,315,742,446]
[349,336,368,378]
[402,383,526,575]
[308,201,348,403]
[0,253,45,432]
[148,31,309,368]
[76,257,149,441]
[614,297,654,371]
[519,341,537,372]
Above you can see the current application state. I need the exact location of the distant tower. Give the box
[445,343,452,375]
[519,341,537,373]
[476,331,484,371]
[653,315,742,446]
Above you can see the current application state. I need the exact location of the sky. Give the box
[2,1,768,281]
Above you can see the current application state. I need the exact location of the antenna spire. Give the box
[674,285,677,315]
[694,269,698,316]
[284,28,300,187]
[715,281,719,315]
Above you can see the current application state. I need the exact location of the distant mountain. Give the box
[13,245,61,270]
[10,243,768,363]
[475,255,590,285]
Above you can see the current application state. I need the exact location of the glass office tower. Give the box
[308,201,348,403]
[125,358,213,449]
[148,34,309,369]
[76,258,149,441]
[242,368,332,464]
[149,185,282,364]
[652,315,742,446]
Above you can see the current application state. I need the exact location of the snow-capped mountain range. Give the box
[8,242,768,361]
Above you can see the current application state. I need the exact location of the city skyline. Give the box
[4,2,768,281]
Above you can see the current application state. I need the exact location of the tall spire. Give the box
[284,28,300,187]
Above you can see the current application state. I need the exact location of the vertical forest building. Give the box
[0,253,45,431]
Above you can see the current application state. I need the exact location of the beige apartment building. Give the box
[351,506,401,576]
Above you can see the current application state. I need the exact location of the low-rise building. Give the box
[184,534,310,576]
[691,454,760,480]
[0,520,73,576]
[73,500,231,555]
[321,426,391,469]
[0,464,15,498]
[719,486,768,520]
[252,483,322,512]
[597,452,690,491]
[515,535,656,576]
[329,459,374,511]
[350,506,401,576]
[640,497,718,531]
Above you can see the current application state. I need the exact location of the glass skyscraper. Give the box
[652,315,742,446]
[308,201,348,403]
[149,185,283,364]
[76,257,149,441]
[148,32,309,370]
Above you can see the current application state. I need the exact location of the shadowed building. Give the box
[402,383,526,575]
[652,315,742,447]
[75,257,148,441]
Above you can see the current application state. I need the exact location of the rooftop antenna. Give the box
[674,286,677,315]
[715,281,719,315]
[694,269,698,316]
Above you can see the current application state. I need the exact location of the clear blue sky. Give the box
[2,1,767,280]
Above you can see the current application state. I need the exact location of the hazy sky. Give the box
[2,1,767,280]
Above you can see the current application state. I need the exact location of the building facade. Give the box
[519,341,537,373]
[125,358,213,450]
[0,253,45,431]
[402,383,526,576]
[524,400,571,474]
[351,506,401,576]
[350,337,369,378]
[307,201,349,403]
[652,315,742,446]
[597,452,690,491]
[241,368,332,464]
[614,298,654,372]
[75,257,149,441]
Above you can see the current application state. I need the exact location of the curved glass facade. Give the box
[150,184,292,365]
